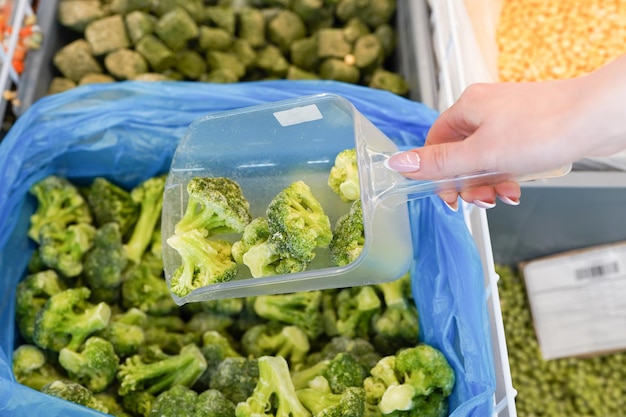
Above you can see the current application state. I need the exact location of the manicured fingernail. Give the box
[444,200,458,212]
[385,151,421,173]
[498,195,520,206]
[472,199,497,209]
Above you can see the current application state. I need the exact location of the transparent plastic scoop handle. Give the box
[366,148,573,204]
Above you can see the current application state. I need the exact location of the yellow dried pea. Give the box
[496,0,626,82]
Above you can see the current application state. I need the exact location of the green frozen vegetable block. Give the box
[155,7,199,51]
[197,26,233,52]
[108,0,152,14]
[105,48,150,80]
[316,28,351,59]
[238,8,266,48]
[353,34,382,68]
[162,69,185,81]
[319,58,360,84]
[135,35,176,72]
[78,74,116,85]
[343,17,370,43]
[53,39,103,82]
[133,72,169,81]
[290,36,318,72]
[175,50,207,80]
[204,6,236,35]
[200,68,240,83]
[231,39,257,69]
[267,10,307,53]
[254,45,289,77]
[85,15,131,56]
[206,51,246,79]
[286,65,319,80]
[369,69,409,96]
[47,77,77,95]
[336,0,396,28]
[125,11,156,44]
[292,0,334,29]
[374,24,396,58]
[57,1,106,33]
[151,0,205,22]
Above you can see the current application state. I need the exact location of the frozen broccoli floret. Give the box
[241,322,310,367]
[329,199,364,267]
[124,175,166,265]
[174,177,251,236]
[365,345,455,416]
[317,336,381,371]
[233,217,308,278]
[12,344,63,391]
[266,181,332,264]
[99,308,147,357]
[42,380,109,413]
[94,392,132,417]
[149,385,236,417]
[297,386,366,417]
[121,262,177,316]
[84,222,128,290]
[372,273,419,355]
[209,357,259,404]
[335,286,381,339]
[167,230,238,297]
[15,270,66,343]
[38,222,96,278]
[117,343,207,396]
[328,148,359,203]
[193,330,242,391]
[33,287,111,352]
[291,352,366,394]
[28,175,92,244]
[253,291,324,339]
[121,391,155,417]
[144,322,199,355]
[58,336,119,393]
[235,356,311,417]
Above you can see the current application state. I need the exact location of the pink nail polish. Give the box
[385,151,421,173]
[472,200,496,209]
[498,195,520,206]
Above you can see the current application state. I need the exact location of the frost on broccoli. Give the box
[12,344,63,391]
[149,385,236,417]
[209,357,259,405]
[117,343,207,396]
[364,345,455,416]
[85,177,139,238]
[28,175,93,244]
[33,287,111,352]
[58,336,119,393]
[266,180,332,264]
[83,222,129,291]
[335,286,381,339]
[121,262,177,316]
[235,355,311,417]
[328,148,360,202]
[124,175,166,265]
[174,176,252,237]
[297,385,366,417]
[167,230,238,297]
[38,222,96,278]
[42,380,110,414]
[329,199,364,267]
[15,270,66,344]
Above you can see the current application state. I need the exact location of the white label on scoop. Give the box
[273,104,323,126]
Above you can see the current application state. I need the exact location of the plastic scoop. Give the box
[162,94,571,304]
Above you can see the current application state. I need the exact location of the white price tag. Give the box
[522,243,626,360]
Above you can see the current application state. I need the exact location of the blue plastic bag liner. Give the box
[0,80,495,417]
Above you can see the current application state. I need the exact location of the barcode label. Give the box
[575,262,619,280]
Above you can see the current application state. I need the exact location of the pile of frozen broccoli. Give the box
[165,147,365,297]
[51,0,409,96]
[13,168,455,417]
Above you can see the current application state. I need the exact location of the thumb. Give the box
[386,142,483,180]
